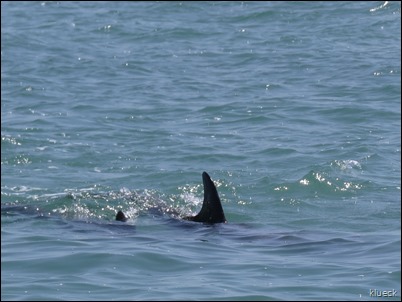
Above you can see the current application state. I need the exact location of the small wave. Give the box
[300,170,364,194]
[272,170,364,199]
[370,1,389,12]
[331,159,362,171]
[1,135,22,146]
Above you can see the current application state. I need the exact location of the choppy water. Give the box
[1,1,401,301]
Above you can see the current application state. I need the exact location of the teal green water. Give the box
[1,1,401,300]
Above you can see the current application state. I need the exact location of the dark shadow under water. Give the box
[1,202,361,250]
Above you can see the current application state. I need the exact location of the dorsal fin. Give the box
[116,210,128,222]
[186,172,227,223]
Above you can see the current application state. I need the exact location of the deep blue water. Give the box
[1,1,401,301]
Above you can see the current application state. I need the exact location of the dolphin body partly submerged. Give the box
[116,172,227,224]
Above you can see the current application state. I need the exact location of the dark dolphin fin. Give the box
[116,210,128,222]
[185,172,227,223]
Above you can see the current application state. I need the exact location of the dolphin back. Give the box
[116,172,227,224]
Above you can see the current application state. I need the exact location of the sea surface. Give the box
[1,1,401,301]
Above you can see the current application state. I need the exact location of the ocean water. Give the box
[1,1,401,301]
